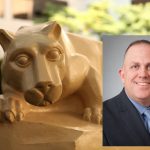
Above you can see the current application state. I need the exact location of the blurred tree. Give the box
[49,0,121,38]
[34,1,65,23]
[116,3,150,34]
[34,0,150,39]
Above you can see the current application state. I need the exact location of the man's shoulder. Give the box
[103,89,127,110]
[104,93,121,106]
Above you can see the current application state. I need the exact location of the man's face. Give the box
[119,43,150,106]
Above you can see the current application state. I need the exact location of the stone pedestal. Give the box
[0,112,101,150]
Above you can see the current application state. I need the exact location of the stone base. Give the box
[0,112,101,150]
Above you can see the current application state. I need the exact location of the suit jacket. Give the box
[103,89,150,146]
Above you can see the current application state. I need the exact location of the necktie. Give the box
[143,108,150,133]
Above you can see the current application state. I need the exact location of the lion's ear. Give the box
[0,29,14,51]
[41,21,61,40]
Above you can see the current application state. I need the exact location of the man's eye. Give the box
[130,65,139,70]
[15,54,31,67]
[147,65,150,71]
[46,50,61,61]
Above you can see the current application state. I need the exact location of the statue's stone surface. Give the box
[0,112,101,150]
[0,21,102,149]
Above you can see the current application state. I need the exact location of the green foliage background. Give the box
[34,0,150,39]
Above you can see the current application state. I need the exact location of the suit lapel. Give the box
[117,90,150,145]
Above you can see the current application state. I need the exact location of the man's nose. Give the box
[138,68,149,78]
[35,81,52,94]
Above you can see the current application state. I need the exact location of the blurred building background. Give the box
[0,0,150,58]
[0,0,96,33]
[0,0,94,31]
[0,0,150,31]
[1,0,150,32]
[0,0,94,58]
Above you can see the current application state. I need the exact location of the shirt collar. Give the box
[128,97,146,115]
[124,90,148,115]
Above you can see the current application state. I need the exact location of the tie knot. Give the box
[143,109,150,119]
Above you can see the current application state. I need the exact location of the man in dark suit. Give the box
[103,40,150,146]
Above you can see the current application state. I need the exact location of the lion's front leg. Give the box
[79,67,102,124]
[0,95,31,123]
[83,107,101,124]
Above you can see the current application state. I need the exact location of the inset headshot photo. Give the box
[103,35,150,146]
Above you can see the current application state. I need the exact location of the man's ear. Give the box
[0,29,14,51]
[41,21,61,40]
[118,68,125,84]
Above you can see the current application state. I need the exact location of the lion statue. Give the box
[0,21,102,124]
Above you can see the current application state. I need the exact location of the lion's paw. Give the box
[83,107,101,124]
[2,97,26,123]
[5,110,24,123]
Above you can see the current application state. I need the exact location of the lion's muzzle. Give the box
[24,81,62,106]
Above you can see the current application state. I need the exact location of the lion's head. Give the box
[0,22,68,106]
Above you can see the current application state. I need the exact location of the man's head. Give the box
[119,40,150,106]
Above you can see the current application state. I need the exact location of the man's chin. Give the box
[133,94,150,105]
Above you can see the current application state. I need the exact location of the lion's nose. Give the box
[35,81,52,94]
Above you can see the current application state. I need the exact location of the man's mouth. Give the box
[135,82,150,86]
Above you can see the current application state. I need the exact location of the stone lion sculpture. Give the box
[0,21,102,124]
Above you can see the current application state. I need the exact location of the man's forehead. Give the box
[124,43,150,58]
[123,43,150,65]
[124,56,150,66]
[125,43,150,55]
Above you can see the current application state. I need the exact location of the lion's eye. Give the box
[46,50,61,61]
[15,54,31,67]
